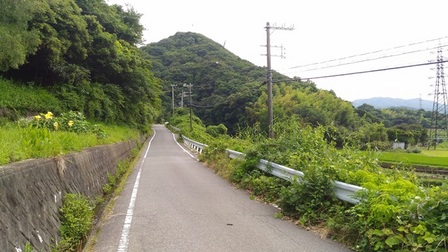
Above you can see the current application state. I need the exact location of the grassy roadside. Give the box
[0,123,143,166]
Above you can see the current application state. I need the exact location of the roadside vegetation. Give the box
[0,81,147,251]
[0,82,144,166]
[54,152,140,252]
[1,0,160,250]
[172,114,448,252]
[0,119,141,166]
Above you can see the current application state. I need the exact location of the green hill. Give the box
[141,32,312,133]
[141,32,267,132]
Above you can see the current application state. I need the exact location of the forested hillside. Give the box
[141,32,357,136]
[141,32,270,133]
[0,0,161,129]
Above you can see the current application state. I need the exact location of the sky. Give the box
[107,0,448,102]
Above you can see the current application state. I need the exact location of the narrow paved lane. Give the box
[91,125,351,251]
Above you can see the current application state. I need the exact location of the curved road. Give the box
[91,125,351,252]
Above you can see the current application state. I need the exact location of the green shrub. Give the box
[0,121,140,165]
[55,83,125,124]
[406,148,421,153]
[0,78,62,119]
[24,243,33,252]
[19,111,108,139]
[279,164,339,225]
[206,124,228,137]
[56,194,94,252]
[347,183,448,251]
[244,172,284,203]
[101,159,134,195]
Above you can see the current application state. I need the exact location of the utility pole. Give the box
[180,90,184,108]
[265,22,294,138]
[171,85,176,116]
[183,83,193,130]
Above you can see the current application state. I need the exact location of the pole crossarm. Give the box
[265,23,295,31]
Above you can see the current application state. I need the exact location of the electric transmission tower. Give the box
[428,46,448,149]
[264,22,294,138]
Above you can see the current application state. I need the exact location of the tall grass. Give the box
[0,123,142,166]
[0,78,61,117]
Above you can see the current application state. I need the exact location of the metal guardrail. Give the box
[226,149,244,159]
[225,150,363,204]
[333,181,364,204]
[182,136,208,154]
[257,159,305,181]
[181,136,364,204]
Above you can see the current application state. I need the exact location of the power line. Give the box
[289,35,448,70]
[301,60,448,80]
[293,44,448,73]
[191,103,215,108]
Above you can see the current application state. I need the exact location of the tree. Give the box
[0,0,40,71]
[5,0,91,84]
[1,0,161,128]
[75,0,143,45]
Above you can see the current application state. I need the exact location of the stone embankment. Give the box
[0,140,139,251]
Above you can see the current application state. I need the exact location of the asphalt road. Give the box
[90,125,351,252]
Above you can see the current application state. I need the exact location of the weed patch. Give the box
[53,194,94,252]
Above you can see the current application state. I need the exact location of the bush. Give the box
[0,78,62,119]
[406,148,421,153]
[243,171,285,203]
[279,164,339,225]
[347,183,448,251]
[206,124,228,137]
[20,111,108,139]
[55,83,126,124]
[56,194,94,252]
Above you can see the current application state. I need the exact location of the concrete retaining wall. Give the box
[0,140,139,251]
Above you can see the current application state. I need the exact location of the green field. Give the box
[378,149,448,168]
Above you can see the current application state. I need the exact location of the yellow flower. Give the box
[45,112,53,120]
[34,115,41,121]
[53,122,59,130]
[68,120,74,127]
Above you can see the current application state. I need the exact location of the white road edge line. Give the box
[117,129,156,252]
[172,133,196,159]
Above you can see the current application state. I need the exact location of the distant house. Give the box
[393,142,405,150]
